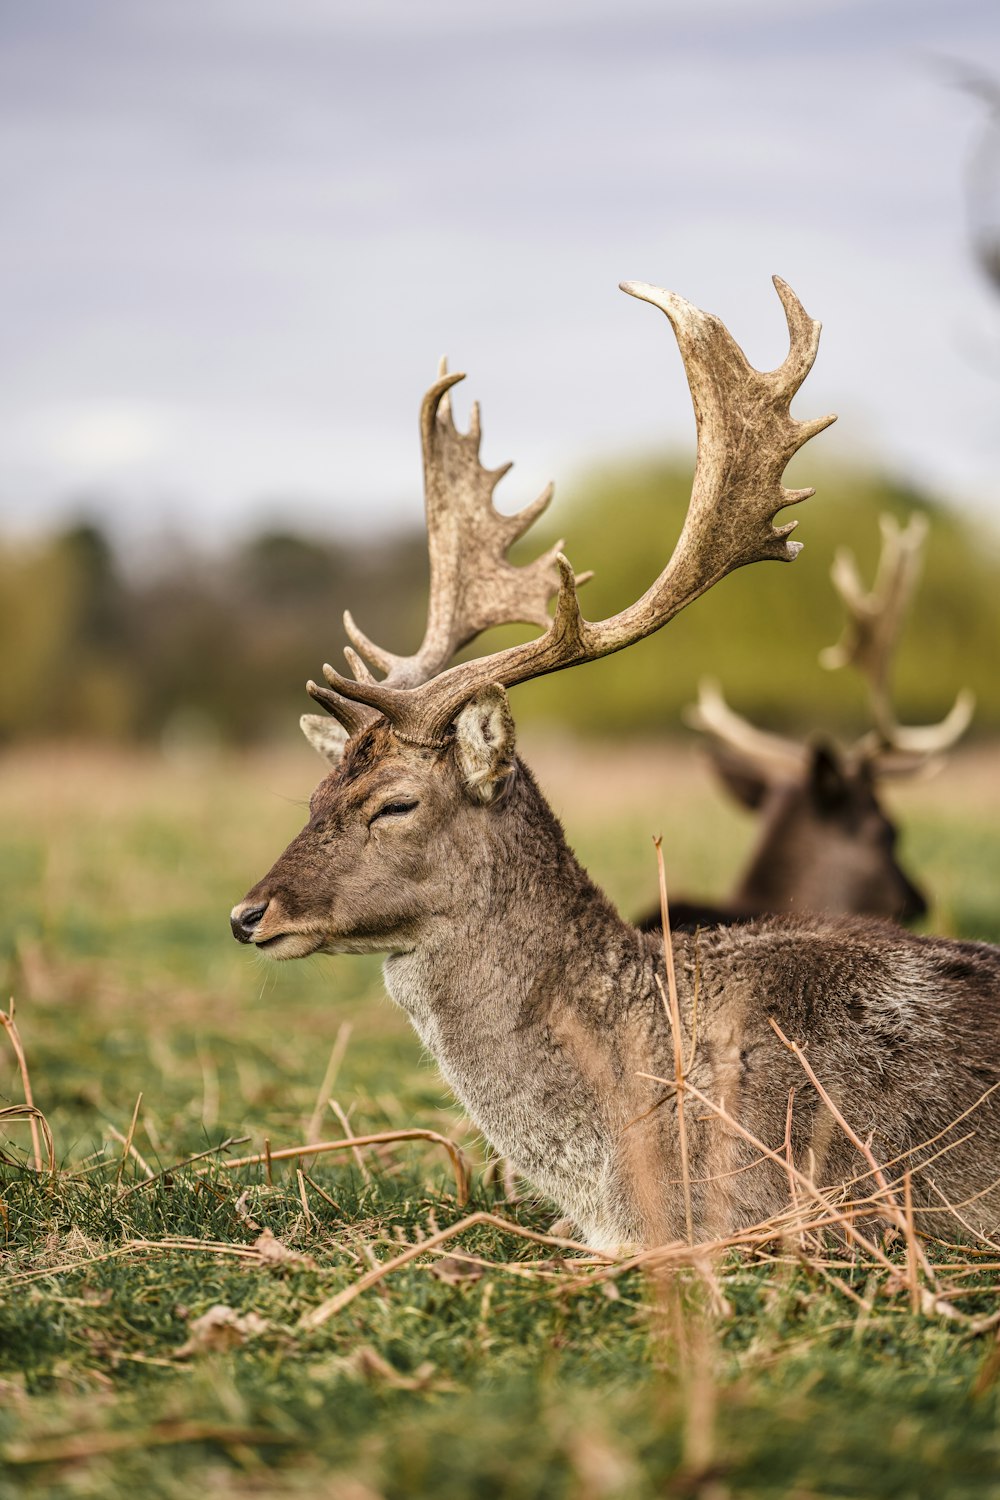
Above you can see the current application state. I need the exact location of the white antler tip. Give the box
[619,279,679,313]
[786,539,804,559]
[819,644,848,671]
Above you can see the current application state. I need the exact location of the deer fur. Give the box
[232,278,1000,1249]
[235,704,1000,1250]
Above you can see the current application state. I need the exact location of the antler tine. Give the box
[618,277,836,595]
[820,514,926,688]
[684,679,807,776]
[309,363,571,731]
[306,676,379,737]
[851,690,976,761]
[821,513,975,764]
[332,367,565,694]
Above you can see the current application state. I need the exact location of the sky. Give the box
[1,0,999,547]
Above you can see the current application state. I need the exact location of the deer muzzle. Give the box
[230,900,268,944]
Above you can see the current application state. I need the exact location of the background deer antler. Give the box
[687,512,975,779]
[820,513,975,760]
[311,277,835,742]
[683,678,808,777]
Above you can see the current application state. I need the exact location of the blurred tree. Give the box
[508,461,1000,738]
[0,467,996,748]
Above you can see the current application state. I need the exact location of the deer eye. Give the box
[370,799,419,826]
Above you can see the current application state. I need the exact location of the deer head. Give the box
[671,514,974,925]
[231,278,835,959]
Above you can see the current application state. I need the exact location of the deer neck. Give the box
[382,756,657,1245]
[730,794,806,913]
[385,756,635,1007]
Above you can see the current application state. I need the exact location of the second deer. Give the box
[638,514,974,931]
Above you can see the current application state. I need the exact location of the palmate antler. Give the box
[309,277,835,743]
[821,513,975,760]
[684,678,808,777]
[309,361,584,738]
[687,512,974,778]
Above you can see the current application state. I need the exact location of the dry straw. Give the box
[0,998,54,1174]
[6,893,1000,1346]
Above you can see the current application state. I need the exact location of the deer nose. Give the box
[231,901,268,944]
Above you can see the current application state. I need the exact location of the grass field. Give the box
[3,736,1000,1499]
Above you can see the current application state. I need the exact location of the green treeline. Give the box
[2,461,997,746]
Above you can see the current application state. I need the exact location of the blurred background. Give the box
[1,0,999,747]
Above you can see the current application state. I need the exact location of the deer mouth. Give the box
[254,931,323,960]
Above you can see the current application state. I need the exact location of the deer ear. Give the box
[808,740,849,813]
[300,714,349,767]
[703,743,772,810]
[454,685,516,804]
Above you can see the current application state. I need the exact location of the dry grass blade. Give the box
[903,1169,920,1314]
[654,837,694,1246]
[0,1104,55,1175]
[299,1211,610,1330]
[2,1421,295,1466]
[783,1087,802,1245]
[117,1135,251,1201]
[301,1021,352,1163]
[329,1098,371,1185]
[638,1068,982,1329]
[640,1069,890,1263]
[112,1093,151,1188]
[768,1016,939,1290]
[0,998,43,1172]
[296,1167,314,1228]
[213,1129,472,1205]
[302,1174,343,1215]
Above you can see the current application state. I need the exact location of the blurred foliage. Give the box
[1,459,998,746]
[517,458,1000,735]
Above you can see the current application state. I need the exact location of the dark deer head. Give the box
[641,515,973,930]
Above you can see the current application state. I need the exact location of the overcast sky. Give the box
[1,0,998,546]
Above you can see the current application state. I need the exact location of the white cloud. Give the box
[37,400,173,472]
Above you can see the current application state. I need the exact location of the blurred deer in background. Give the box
[638,513,974,931]
[232,279,1000,1250]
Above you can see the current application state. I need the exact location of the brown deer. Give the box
[231,279,1000,1250]
[638,514,974,932]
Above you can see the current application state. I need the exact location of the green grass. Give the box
[3,740,1000,1498]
